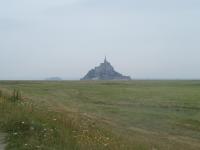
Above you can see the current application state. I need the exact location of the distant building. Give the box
[81,57,131,80]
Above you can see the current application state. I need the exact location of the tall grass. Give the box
[0,89,132,150]
[10,89,22,102]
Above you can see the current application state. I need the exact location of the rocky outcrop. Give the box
[81,58,131,80]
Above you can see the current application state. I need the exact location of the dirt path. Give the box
[0,133,6,150]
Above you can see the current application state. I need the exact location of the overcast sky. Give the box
[0,0,200,80]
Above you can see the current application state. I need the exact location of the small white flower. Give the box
[13,132,18,135]
[30,127,34,130]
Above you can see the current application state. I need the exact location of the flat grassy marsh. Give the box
[0,80,200,149]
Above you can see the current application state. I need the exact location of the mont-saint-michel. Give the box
[81,57,131,80]
[1,0,199,149]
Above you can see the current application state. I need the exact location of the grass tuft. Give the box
[10,89,22,102]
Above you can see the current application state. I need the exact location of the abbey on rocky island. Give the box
[81,57,131,80]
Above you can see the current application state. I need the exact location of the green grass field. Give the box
[0,80,200,150]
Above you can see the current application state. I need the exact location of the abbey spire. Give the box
[104,56,107,63]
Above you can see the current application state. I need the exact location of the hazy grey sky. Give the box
[0,0,200,80]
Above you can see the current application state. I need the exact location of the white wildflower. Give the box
[13,132,18,135]
[30,127,34,130]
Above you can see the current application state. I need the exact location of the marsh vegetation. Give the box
[0,81,200,150]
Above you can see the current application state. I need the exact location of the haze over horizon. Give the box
[1,0,200,80]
